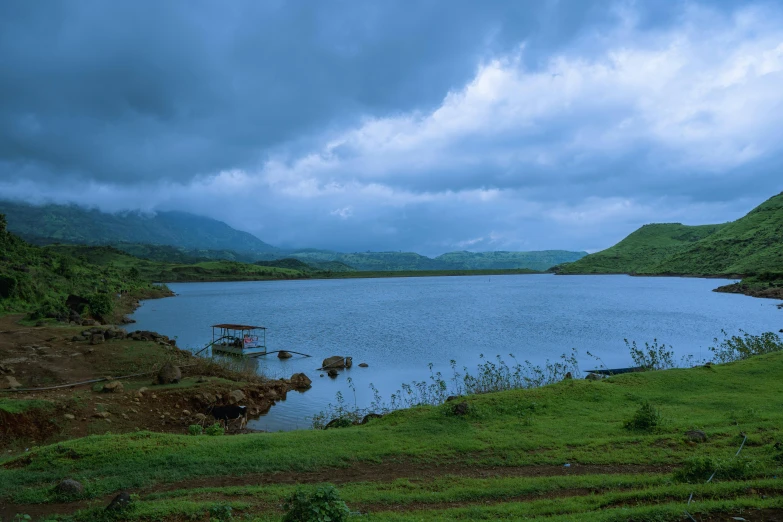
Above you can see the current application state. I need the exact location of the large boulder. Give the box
[2,375,21,389]
[102,381,124,393]
[322,356,348,369]
[106,491,132,512]
[156,363,181,385]
[289,373,312,390]
[89,333,105,345]
[54,478,84,497]
[228,389,245,404]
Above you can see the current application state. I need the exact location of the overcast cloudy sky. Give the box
[1,0,782,254]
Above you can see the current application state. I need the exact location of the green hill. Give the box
[435,250,587,271]
[0,201,275,254]
[556,192,783,277]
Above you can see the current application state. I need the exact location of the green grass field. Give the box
[2,351,782,520]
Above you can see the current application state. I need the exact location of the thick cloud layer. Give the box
[1,0,781,254]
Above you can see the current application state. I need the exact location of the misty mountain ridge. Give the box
[0,200,587,271]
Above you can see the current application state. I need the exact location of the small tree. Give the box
[283,486,350,522]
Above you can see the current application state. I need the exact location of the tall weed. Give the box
[709,329,783,363]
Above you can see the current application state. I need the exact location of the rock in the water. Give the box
[90,333,105,345]
[344,356,353,368]
[3,375,21,389]
[55,478,84,496]
[685,429,707,442]
[585,373,604,381]
[102,381,124,393]
[157,363,181,384]
[358,362,368,368]
[322,356,347,369]
[277,350,293,359]
[106,491,132,512]
[327,368,339,378]
[228,389,246,404]
[361,413,383,424]
[289,373,312,389]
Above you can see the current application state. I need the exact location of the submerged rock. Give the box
[277,350,293,359]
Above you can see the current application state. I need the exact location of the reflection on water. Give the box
[131,274,781,431]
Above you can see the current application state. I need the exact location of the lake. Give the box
[130,274,782,431]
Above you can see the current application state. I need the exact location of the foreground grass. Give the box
[2,352,782,519]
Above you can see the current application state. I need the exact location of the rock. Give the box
[105,491,132,512]
[324,417,354,429]
[196,376,208,383]
[89,333,105,345]
[685,429,707,442]
[452,401,470,416]
[358,363,368,368]
[3,375,21,389]
[157,363,181,385]
[322,356,347,369]
[361,413,383,424]
[71,335,86,342]
[81,319,101,327]
[138,387,148,395]
[54,478,84,496]
[289,373,312,389]
[102,381,124,393]
[228,389,245,404]
[64,413,75,420]
[277,350,293,359]
[446,395,459,402]
[327,369,339,378]
[93,411,110,418]
[0,363,13,374]
[182,409,191,416]
[194,413,207,421]
[585,373,604,381]
[564,372,573,379]
[345,356,353,368]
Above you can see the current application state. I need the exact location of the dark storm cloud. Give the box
[0,0,781,254]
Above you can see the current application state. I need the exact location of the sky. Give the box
[1,0,782,255]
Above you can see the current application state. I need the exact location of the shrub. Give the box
[624,401,662,432]
[283,485,350,522]
[205,423,224,436]
[86,292,114,321]
[188,424,203,436]
[625,339,675,371]
[209,503,233,521]
[674,455,758,483]
[709,329,783,363]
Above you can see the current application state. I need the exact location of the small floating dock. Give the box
[211,323,267,356]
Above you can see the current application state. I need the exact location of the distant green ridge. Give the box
[0,201,276,254]
[555,192,783,276]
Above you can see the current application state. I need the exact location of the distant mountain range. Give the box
[555,192,783,276]
[0,200,587,271]
[0,201,275,254]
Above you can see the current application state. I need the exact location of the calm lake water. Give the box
[130,274,782,431]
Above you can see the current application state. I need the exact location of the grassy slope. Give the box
[2,352,782,519]
[555,224,725,274]
[557,192,783,276]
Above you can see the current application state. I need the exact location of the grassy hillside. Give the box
[436,250,587,271]
[0,216,168,320]
[555,223,725,274]
[0,201,275,253]
[270,249,584,272]
[556,192,783,277]
[2,350,783,520]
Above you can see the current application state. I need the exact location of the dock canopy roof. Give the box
[211,324,266,330]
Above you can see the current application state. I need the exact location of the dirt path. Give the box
[0,462,674,520]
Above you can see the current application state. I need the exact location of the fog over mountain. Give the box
[1,0,782,256]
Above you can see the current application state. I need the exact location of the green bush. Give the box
[709,329,783,363]
[623,401,662,431]
[283,485,350,522]
[86,292,114,320]
[205,423,224,436]
[209,503,233,521]
[674,455,758,483]
[188,424,203,436]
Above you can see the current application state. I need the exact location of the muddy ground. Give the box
[0,314,308,453]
